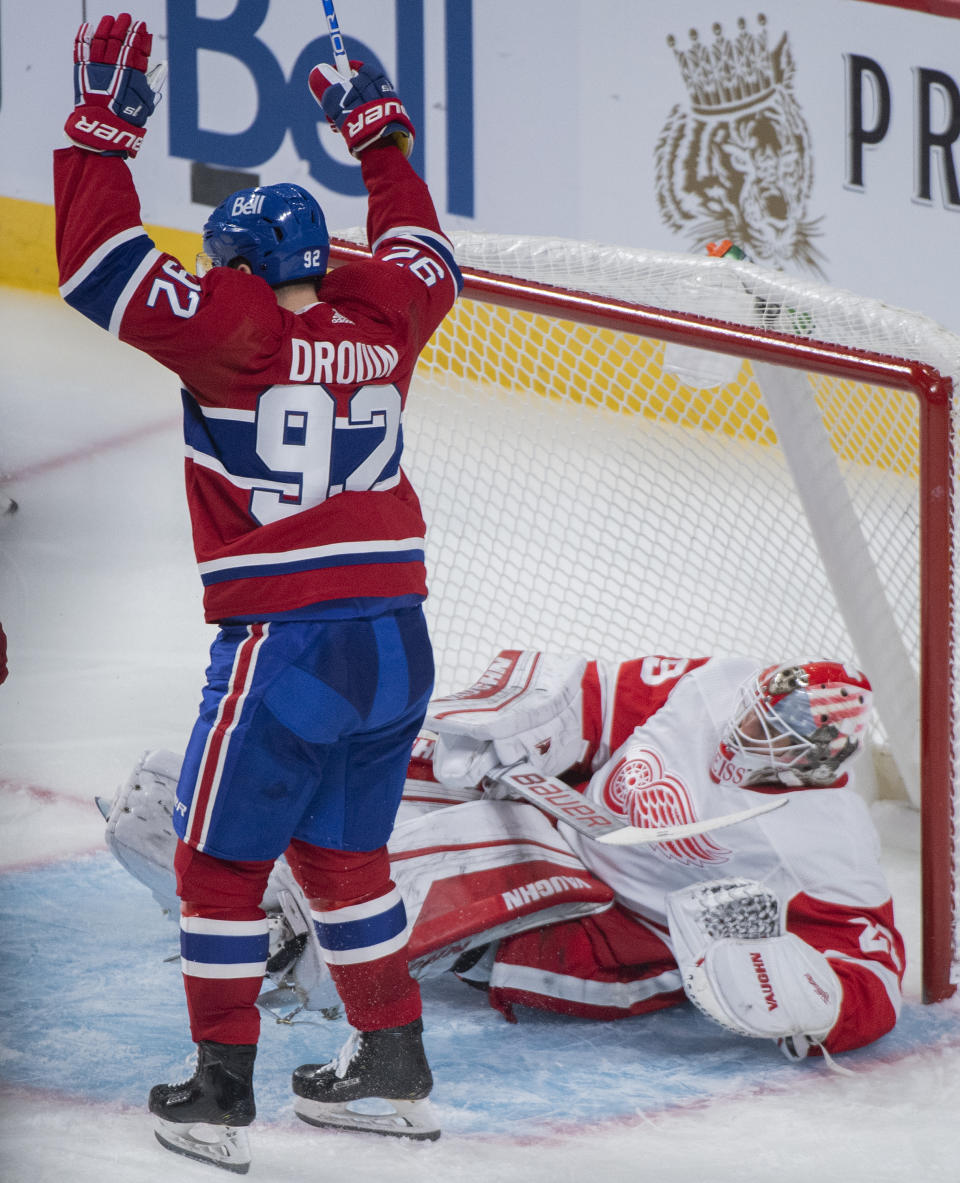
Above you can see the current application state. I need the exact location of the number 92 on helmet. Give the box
[197,183,330,288]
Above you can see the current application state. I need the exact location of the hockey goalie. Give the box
[103,649,904,1095]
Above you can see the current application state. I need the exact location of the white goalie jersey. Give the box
[567,656,889,932]
[423,651,906,1055]
[104,651,905,1060]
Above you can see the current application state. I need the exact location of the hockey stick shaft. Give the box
[485,763,787,846]
[594,794,787,845]
[321,0,352,76]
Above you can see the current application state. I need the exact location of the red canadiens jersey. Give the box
[54,146,462,622]
[570,655,905,1053]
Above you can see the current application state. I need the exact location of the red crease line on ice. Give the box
[0,778,94,805]
[0,414,179,485]
[0,779,107,869]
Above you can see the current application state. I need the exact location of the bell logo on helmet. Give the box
[203,183,330,288]
[231,193,266,217]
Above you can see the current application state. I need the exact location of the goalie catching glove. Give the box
[65,14,165,159]
[666,878,842,1058]
[425,651,591,789]
[308,60,414,158]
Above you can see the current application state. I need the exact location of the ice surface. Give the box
[1,288,959,1182]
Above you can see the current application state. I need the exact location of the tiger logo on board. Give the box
[654,14,826,276]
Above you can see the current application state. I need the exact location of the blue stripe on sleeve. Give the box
[63,235,154,330]
[412,232,463,293]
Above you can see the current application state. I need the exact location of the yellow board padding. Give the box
[422,298,919,477]
[0,193,201,293]
[2,194,918,478]
[422,298,772,442]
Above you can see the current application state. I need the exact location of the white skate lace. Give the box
[333,1030,362,1078]
[167,1049,200,1088]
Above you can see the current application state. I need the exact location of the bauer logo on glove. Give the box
[65,13,165,159]
[308,60,415,158]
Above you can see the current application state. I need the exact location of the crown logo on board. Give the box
[667,14,775,114]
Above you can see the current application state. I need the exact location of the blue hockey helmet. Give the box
[201,183,329,287]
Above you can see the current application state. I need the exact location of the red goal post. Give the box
[330,232,957,1004]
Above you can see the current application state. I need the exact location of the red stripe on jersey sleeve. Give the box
[608,657,712,752]
[580,661,603,764]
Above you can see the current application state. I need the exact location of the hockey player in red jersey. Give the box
[55,13,460,1169]
[417,650,905,1061]
[104,648,906,1088]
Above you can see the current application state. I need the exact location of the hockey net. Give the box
[329,231,958,1004]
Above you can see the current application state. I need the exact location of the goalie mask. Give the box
[711,661,873,789]
[200,183,329,287]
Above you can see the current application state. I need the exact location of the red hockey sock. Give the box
[174,842,273,1044]
[287,838,422,1031]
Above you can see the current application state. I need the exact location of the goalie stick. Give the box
[485,762,787,846]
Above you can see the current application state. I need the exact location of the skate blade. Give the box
[154,1118,252,1173]
[293,1095,441,1141]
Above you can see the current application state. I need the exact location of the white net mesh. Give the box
[333,228,959,993]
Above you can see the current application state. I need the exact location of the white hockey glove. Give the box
[427,650,590,789]
[666,878,842,1054]
[430,732,500,790]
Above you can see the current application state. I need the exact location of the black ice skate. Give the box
[292,1017,440,1140]
[149,1041,257,1174]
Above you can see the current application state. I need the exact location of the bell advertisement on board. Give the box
[1,0,958,331]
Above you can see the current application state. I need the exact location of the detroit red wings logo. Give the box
[602,749,731,866]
